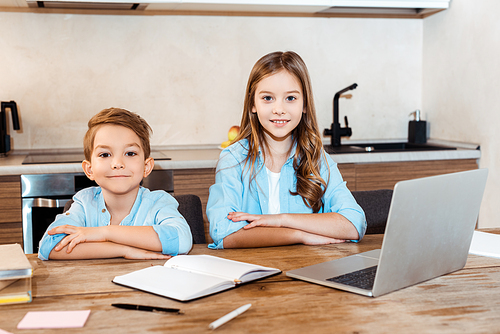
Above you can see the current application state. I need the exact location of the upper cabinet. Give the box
[2,0,451,18]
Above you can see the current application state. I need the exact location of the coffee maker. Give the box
[1,101,20,156]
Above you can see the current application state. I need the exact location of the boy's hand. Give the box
[50,225,106,253]
[123,246,172,260]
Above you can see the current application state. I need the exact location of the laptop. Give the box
[286,169,488,297]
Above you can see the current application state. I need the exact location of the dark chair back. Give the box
[352,189,393,234]
[63,193,206,244]
[175,194,206,244]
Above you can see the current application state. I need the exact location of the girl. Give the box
[207,51,366,249]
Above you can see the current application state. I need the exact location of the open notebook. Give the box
[113,255,281,301]
[287,169,488,297]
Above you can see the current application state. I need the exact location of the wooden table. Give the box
[2,231,500,333]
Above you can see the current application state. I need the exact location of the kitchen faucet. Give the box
[324,83,357,147]
[1,100,20,156]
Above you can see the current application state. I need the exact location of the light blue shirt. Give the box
[38,186,193,260]
[207,139,367,249]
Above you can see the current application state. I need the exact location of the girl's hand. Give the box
[50,225,106,253]
[228,212,283,229]
[299,231,346,245]
[123,246,172,260]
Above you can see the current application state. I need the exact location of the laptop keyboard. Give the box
[327,265,378,290]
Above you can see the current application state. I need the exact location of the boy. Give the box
[38,108,192,260]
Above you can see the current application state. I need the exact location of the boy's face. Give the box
[82,124,153,197]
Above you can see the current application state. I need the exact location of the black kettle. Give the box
[1,101,20,155]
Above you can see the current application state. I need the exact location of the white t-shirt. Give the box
[266,167,281,214]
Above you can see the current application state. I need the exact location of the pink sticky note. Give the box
[17,310,91,329]
[0,329,13,334]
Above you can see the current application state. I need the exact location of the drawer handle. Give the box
[31,198,70,208]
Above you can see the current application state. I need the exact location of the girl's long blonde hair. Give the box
[233,51,327,213]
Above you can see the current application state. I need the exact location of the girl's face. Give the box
[252,70,305,145]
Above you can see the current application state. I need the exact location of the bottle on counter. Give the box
[408,110,427,144]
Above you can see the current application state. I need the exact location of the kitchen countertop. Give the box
[0,139,481,176]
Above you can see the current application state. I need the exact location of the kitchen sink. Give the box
[324,142,457,154]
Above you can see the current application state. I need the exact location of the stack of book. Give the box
[0,244,33,305]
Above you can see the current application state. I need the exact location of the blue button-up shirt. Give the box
[38,186,192,260]
[207,139,366,249]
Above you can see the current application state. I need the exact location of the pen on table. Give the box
[111,303,182,314]
[209,303,252,330]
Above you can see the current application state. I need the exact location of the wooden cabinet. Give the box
[0,175,22,246]
[0,158,479,248]
[173,168,216,244]
[339,159,478,191]
[337,163,356,189]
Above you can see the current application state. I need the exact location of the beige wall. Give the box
[1,13,422,150]
[423,0,500,228]
[1,7,496,227]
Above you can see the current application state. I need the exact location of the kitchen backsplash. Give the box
[1,13,421,150]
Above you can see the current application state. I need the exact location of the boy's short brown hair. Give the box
[83,108,152,161]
